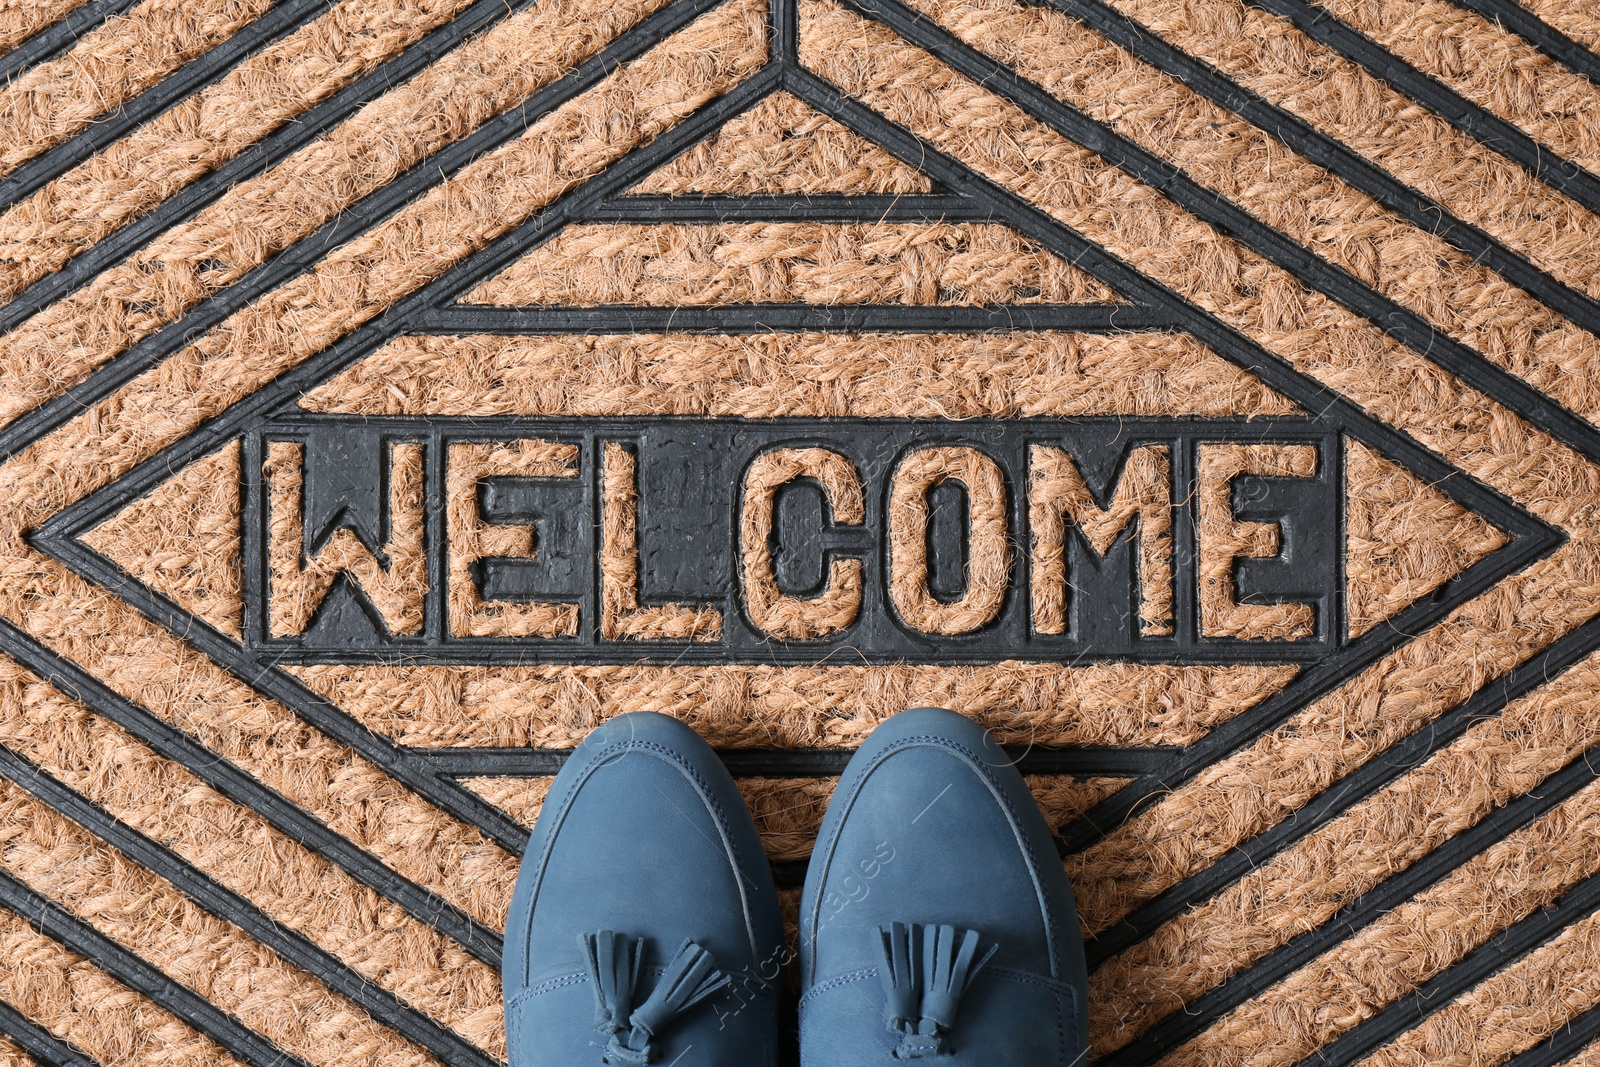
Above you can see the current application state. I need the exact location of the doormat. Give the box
[1,0,1599,1064]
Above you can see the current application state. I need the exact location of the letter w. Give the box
[265,440,426,638]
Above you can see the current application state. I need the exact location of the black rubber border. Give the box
[596,192,989,221]
[422,302,1171,333]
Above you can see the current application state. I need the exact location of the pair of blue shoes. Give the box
[502,708,1088,1065]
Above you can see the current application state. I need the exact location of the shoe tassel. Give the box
[876,922,996,1059]
[581,930,730,1064]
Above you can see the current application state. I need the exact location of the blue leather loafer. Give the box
[798,708,1089,1065]
[503,712,784,1066]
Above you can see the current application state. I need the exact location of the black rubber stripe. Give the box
[0,0,140,85]
[729,745,1177,777]
[0,0,733,462]
[1091,621,1600,1066]
[0,0,334,212]
[421,303,1174,333]
[416,745,1179,777]
[243,645,1327,665]
[0,742,497,1067]
[1038,0,1600,347]
[841,0,1600,468]
[0,1000,100,1067]
[1447,0,1600,86]
[0,869,314,1067]
[1289,865,1600,1067]
[1502,1000,1600,1067]
[1087,611,1600,969]
[593,193,991,221]
[0,616,504,968]
[781,68,1164,309]
[0,0,541,336]
[1248,0,1600,215]
[774,0,799,62]
[48,529,533,856]
[771,858,808,890]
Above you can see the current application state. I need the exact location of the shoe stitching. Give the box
[507,970,591,1009]
[797,966,1077,1009]
[986,967,1079,997]
[797,967,877,1009]
[1054,986,1068,1067]
[508,962,702,1009]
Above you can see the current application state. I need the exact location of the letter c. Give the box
[739,448,865,640]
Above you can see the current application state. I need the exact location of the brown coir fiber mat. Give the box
[1,0,1600,1064]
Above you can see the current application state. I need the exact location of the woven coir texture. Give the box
[1,0,1600,1065]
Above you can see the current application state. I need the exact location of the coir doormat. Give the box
[1,0,1599,1063]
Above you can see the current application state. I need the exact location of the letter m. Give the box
[1029,444,1172,638]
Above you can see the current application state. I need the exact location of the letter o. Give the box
[887,446,1010,635]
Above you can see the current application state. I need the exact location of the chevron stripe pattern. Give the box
[1,0,1599,1065]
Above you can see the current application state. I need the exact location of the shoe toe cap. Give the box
[799,708,1088,1063]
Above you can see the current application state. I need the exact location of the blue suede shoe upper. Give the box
[798,708,1089,1065]
[503,713,783,1067]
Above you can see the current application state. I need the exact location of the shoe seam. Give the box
[796,967,876,1008]
[797,965,1078,1010]
[507,964,696,1010]
[507,969,590,1009]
